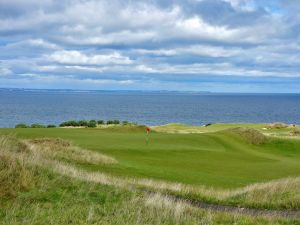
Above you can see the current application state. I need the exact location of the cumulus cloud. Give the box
[0,67,12,76]
[0,0,299,92]
[49,51,133,65]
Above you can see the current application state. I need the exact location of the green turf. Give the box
[1,124,300,189]
[1,158,295,225]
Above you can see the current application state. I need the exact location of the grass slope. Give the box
[1,125,299,189]
[0,135,299,225]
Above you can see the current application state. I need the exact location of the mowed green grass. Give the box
[1,125,300,189]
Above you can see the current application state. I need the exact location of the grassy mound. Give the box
[99,124,149,133]
[25,138,118,165]
[265,123,289,129]
[292,129,300,136]
[151,123,203,133]
[0,155,33,198]
[226,177,300,210]
[0,136,34,198]
[1,135,296,224]
[1,127,299,190]
[226,127,268,145]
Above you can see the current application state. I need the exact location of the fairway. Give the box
[1,125,300,189]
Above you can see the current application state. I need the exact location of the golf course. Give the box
[0,123,300,224]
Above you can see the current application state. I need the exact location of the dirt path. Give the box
[145,190,300,219]
[165,193,300,219]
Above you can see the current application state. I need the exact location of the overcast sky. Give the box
[0,0,300,92]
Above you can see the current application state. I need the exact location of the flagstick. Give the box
[146,131,149,145]
[146,128,150,145]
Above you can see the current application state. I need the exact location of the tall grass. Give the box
[226,127,268,145]
[24,138,117,165]
[3,134,299,210]
[0,135,299,224]
[15,135,299,210]
[0,136,33,198]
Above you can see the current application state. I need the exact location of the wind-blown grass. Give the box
[25,138,117,165]
[0,135,298,225]
[225,127,268,145]
[2,135,297,211]
[2,126,300,189]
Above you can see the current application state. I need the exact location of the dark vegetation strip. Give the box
[15,119,137,128]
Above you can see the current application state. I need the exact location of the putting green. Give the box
[1,124,299,188]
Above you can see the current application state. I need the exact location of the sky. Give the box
[0,0,300,93]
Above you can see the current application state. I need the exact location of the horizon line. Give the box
[1,87,300,94]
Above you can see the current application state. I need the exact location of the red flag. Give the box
[146,127,151,134]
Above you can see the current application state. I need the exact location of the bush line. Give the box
[15,120,136,128]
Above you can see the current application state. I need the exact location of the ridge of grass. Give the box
[0,135,299,224]
[2,135,299,211]
[222,127,268,145]
[1,125,300,189]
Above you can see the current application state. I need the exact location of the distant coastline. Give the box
[0,87,212,95]
[2,87,300,95]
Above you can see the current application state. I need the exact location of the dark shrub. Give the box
[70,121,79,126]
[78,120,88,127]
[31,124,46,128]
[122,121,129,125]
[107,120,120,125]
[97,120,104,125]
[113,120,120,124]
[15,123,28,128]
[59,122,65,127]
[87,120,97,128]
[106,120,114,125]
[47,124,56,128]
[59,120,79,127]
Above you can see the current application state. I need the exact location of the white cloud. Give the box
[135,45,242,57]
[0,67,12,76]
[27,39,60,49]
[175,16,237,40]
[224,0,256,11]
[48,50,133,65]
[4,39,60,50]
[62,30,157,45]
[0,0,299,91]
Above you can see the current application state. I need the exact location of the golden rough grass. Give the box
[151,124,204,134]
[35,156,300,210]
[1,135,299,225]
[1,135,299,210]
[230,177,300,209]
[292,129,300,136]
[227,127,268,145]
[0,136,33,197]
[24,138,117,165]
[265,123,289,129]
[144,193,187,221]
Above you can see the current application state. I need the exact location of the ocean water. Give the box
[1,89,300,128]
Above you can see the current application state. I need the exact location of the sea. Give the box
[1,89,300,128]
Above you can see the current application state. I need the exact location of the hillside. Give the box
[0,124,299,224]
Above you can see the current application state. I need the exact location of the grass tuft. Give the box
[265,123,289,129]
[24,138,117,165]
[0,136,34,198]
[292,129,300,136]
[226,127,268,144]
